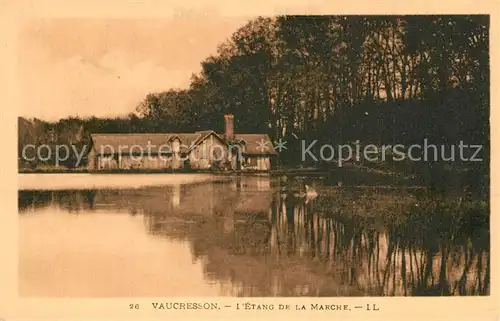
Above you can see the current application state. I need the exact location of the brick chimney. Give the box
[224,114,234,141]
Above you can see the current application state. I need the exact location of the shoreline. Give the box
[18,172,231,191]
[16,164,386,176]
[18,168,274,175]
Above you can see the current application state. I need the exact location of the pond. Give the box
[18,174,489,297]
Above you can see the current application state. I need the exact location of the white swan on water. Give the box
[304,184,318,203]
[305,185,318,197]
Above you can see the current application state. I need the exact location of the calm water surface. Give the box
[18,174,489,297]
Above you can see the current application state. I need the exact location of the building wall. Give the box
[171,138,183,169]
[258,157,271,171]
[244,156,271,171]
[119,155,173,169]
[97,155,118,169]
[91,153,271,171]
[189,134,229,169]
[87,149,97,170]
[229,144,244,170]
[89,135,273,171]
[92,154,183,170]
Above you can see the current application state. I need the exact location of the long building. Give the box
[87,114,278,171]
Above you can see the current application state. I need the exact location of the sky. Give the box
[17,17,252,121]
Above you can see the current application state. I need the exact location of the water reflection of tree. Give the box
[18,188,153,215]
[18,189,98,213]
[19,179,489,296]
[165,185,488,297]
[301,189,490,296]
[126,182,492,296]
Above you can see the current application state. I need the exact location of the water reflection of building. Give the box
[143,180,489,296]
[265,192,489,296]
[172,185,181,208]
[18,177,489,297]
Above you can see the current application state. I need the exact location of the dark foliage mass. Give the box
[18,15,489,186]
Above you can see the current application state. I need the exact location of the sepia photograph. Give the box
[15,9,491,304]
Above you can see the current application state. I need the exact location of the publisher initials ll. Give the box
[367,304,379,311]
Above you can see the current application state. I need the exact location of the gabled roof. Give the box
[189,131,225,151]
[217,133,278,155]
[234,134,278,156]
[90,132,278,156]
[166,133,200,146]
[90,133,198,155]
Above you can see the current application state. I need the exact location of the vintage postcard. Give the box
[0,0,498,320]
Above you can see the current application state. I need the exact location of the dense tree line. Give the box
[19,15,489,183]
